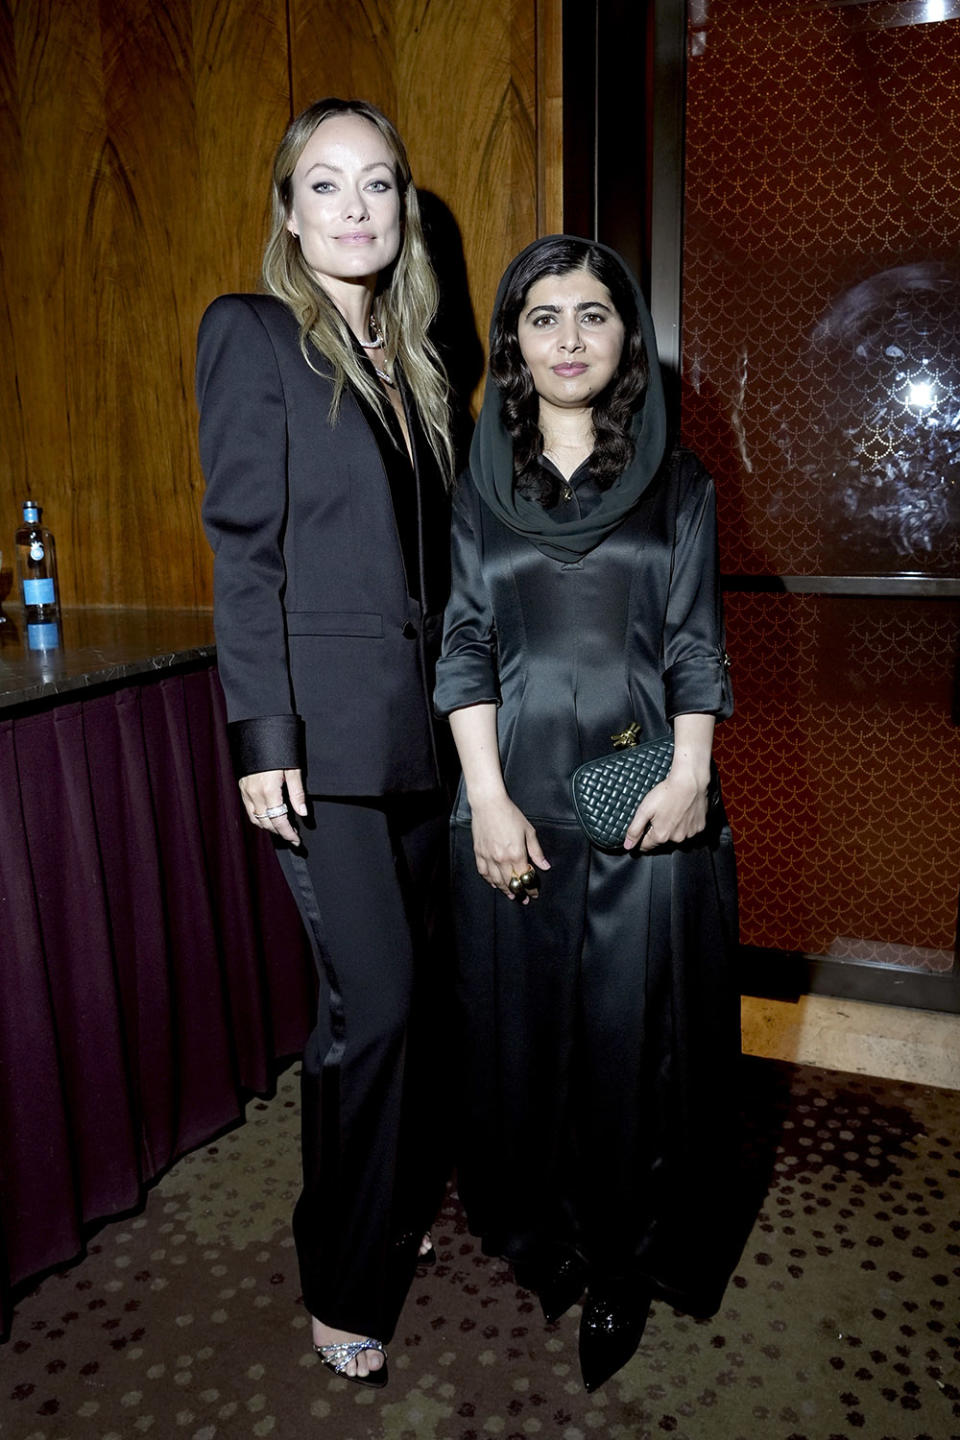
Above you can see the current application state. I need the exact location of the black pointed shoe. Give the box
[578,1282,653,1392]
[513,1249,588,1325]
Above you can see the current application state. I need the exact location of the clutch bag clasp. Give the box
[610,721,641,750]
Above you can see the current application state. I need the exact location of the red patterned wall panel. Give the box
[714,594,960,967]
[683,1,960,968]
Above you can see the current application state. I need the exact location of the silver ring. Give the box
[262,804,288,819]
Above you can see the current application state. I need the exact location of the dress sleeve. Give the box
[196,295,302,775]
[433,480,501,716]
[661,453,733,722]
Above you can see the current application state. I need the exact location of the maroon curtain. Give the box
[0,666,315,1337]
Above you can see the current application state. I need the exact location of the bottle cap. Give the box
[23,500,41,522]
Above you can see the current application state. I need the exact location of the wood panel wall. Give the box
[0,0,561,610]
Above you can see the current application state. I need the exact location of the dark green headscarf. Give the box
[468,235,667,562]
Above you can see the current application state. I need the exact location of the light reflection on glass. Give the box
[905,378,936,409]
[778,263,960,571]
[826,0,960,32]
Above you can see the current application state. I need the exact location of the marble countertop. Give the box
[0,606,216,711]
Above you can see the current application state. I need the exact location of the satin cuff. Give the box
[433,658,501,718]
[227,714,304,778]
[663,654,733,723]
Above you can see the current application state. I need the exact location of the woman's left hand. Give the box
[624,713,716,852]
[623,767,709,852]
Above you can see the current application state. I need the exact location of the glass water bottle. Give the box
[15,499,61,648]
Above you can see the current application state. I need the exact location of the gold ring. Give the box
[508,875,524,895]
[518,868,538,890]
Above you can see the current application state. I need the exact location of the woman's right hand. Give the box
[239,768,308,846]
[469,793,550,901]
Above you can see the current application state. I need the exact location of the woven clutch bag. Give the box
[571,733,675,851]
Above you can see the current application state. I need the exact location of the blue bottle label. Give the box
[23,577,55,605]
[27,622,60,650]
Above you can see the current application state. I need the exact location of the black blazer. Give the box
[196,293,449,795]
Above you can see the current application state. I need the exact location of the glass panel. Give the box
[682,0,960,576]
[682,0,960,975]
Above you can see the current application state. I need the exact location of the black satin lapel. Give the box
[353,381,422,602]
[398,376,450,615]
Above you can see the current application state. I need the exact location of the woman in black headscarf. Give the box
[435,236,740,1391]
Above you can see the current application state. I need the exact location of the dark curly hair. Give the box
[489,237,648,505]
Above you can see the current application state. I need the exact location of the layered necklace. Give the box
[359,313,395,387]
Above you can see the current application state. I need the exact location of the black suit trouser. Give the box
[275,792,449,1341]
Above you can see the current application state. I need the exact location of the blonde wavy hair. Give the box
[262,98,453,482]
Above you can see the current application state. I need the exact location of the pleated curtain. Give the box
[0,667,315,1336]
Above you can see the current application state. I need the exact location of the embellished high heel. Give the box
[314,1337,388,1388]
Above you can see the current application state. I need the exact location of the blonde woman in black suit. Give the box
[197,99,453,1387]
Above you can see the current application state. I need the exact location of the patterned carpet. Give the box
[2,1057,959,1440]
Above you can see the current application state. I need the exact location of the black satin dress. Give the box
[434,447,741,1314]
